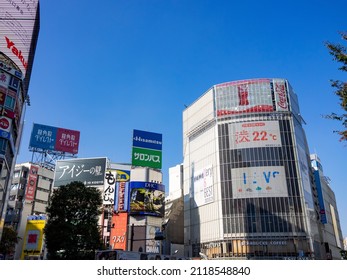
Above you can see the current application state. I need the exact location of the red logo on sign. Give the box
[0,117,9,129]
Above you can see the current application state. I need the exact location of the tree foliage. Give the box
[341,250,347,260]
[325,31,347,142]
[44,181,103,260]
[0,226,20,259]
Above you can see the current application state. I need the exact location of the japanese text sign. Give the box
[54,157,107,187]
[29,123,80,154]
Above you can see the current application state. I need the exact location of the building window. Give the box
[4,95,15,110]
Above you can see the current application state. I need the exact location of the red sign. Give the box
[25,165,39,201]
[110,212,128,251]
[0,117,10,131]
[55,128,80,154]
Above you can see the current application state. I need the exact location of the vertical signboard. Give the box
[193,165,214,207]
[131,129,162,169]
[25,165,39,201]
[54,157,107,187]
[273,79,289,111]
[146,225,161,253]
[110,212,128,251]
[103,170,116,205]
[20,215,46,260]
[114,169,131,212]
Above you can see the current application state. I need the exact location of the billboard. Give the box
[133,129,162,150]
[29,123,80,154]
[0,1,39,77]
[20,215,46,260]
[54,157,107,187]
[131,147,162,169]
[215,79,274,117]
[110,212,128,251]
[131,129,162,169]
[231,166,288,198]
[129,181,165,216]
[229,121,282,149]
[193,165,214,207]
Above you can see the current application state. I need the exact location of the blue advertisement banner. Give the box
[132,129,162,151]
[29,123,57,151]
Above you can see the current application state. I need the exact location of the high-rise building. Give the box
[0,1,40,240]
[183,78,320,259]
[310,154,343,259]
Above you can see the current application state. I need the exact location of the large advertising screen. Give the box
[129,181,165,216]
[231,166,288,198]
[0,1,39,76]
[193,165,214,207]
[54,157,107,187]
[215,79,274,117]
[29,123,80,154]
[229,121,282,149]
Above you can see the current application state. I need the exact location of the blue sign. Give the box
[133,129,162,151]
[29,123,57,151]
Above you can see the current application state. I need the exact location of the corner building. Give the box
[183,78,318,259]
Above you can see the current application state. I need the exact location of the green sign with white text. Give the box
[131,147,162,169]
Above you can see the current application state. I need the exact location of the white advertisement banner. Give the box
[103,170,117,205]
[232,166,288,198]
[193,165,214,207]
[229,121,282,149]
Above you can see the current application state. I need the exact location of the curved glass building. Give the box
[183,78,317,259]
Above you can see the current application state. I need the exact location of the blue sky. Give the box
[16,0,346,237]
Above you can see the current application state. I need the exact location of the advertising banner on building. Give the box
[131,129,162,169]
[273,79,289,111]
[110,212,128,251]
[0,1,39,77]
[231,166,288,198]
[25,165,39,201]
[54,157,107,187]
[215,79,274,117]
[129,181,165,216]
[229,121,282,149]
[29,123,80,154]
[193,165,214,207]
[103,170,116,205]
[146,225,161,253]
[20,215,46,260]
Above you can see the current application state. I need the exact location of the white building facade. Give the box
[183,78,319,259]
